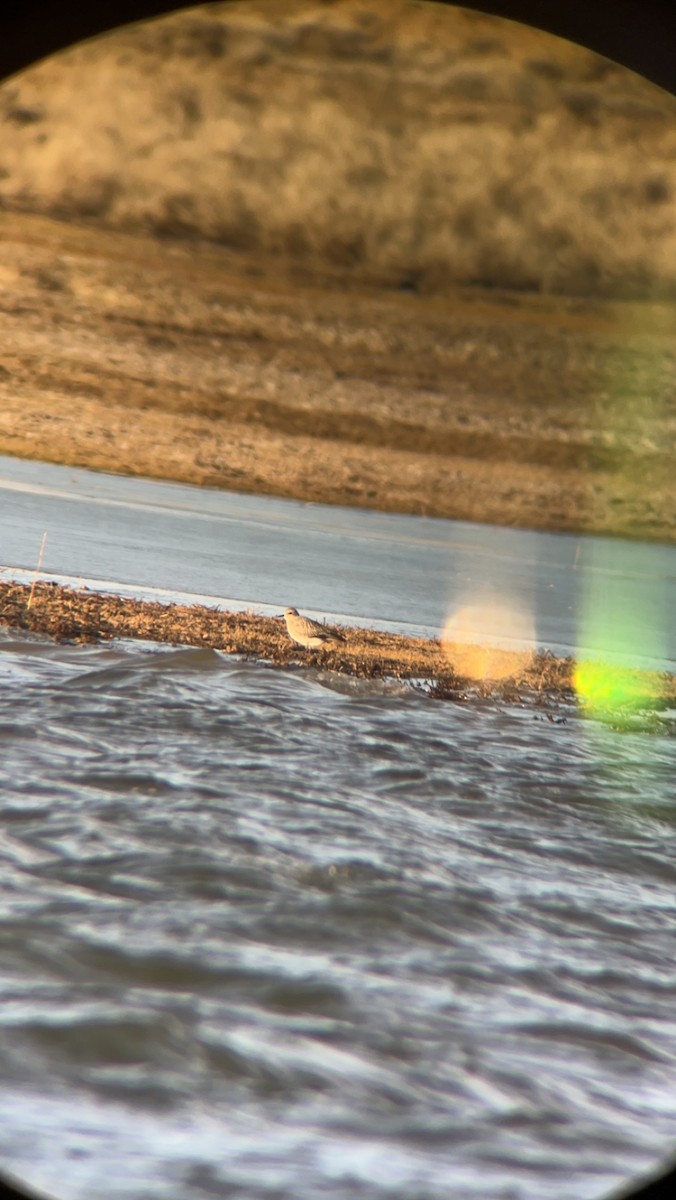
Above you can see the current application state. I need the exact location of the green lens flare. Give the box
[574,540,667,719]
[574,658,664,715]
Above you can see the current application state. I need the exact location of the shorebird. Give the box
[283,607,344,649]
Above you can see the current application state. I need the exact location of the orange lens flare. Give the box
[441,600,535,682]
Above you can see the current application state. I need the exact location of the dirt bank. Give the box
[1,210,675,541]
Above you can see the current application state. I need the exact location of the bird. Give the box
[282,607,344,649]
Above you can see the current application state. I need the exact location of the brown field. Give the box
[0,4,675,566]
[1,208,675,540]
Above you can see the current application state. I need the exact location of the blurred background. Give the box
[1,0,675,541]
[2,0,676,297]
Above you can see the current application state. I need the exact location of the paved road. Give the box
[1,455,674,666]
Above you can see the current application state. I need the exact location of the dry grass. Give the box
[4,580,675,718]
[0,579,445,678]
[1,0,676,298]
[0,579,575,702]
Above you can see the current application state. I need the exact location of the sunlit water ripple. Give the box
[1,629,676,1200]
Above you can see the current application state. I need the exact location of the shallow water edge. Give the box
[3,579,675,720]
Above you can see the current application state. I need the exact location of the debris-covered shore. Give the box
[7,579,673,716]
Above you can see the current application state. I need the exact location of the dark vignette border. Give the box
[1,0,676,91]
[0,2,674,1198]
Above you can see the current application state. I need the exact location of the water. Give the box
[1,630,676,1200]
[4,453,676,665]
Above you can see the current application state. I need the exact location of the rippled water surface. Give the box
[1,630,676,1200]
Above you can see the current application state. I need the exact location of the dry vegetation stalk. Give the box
[26,531,47,610]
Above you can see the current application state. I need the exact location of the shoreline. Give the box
[3,580,674,713]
